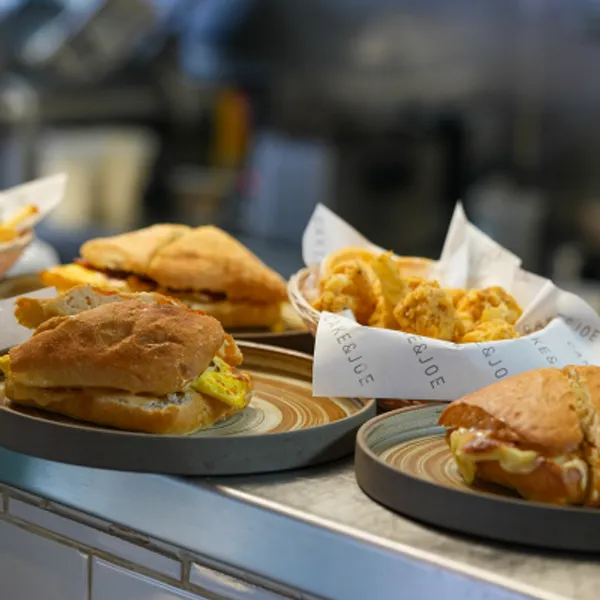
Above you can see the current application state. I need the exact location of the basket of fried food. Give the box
[288,247,524,410]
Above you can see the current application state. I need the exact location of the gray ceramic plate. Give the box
[0,343,374,475]
[355,404,600,552]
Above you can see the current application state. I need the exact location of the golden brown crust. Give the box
[148,226,287,302]
[80,224,190,275]
[6,382,242,435]
[439,368,583,455]
[474,459,587,505]
[15,285,184,330]
[9,300,224,395]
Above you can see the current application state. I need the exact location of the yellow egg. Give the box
[191,357,251,409]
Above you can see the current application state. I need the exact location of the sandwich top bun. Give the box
[439,368,583,456]
[8,300,224,395]
[80,224,191,275]
[147,226,287,302]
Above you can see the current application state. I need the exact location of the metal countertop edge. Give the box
[0,448,550,600]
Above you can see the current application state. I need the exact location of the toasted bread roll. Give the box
[438,366,600,505]
[9,300,224,395]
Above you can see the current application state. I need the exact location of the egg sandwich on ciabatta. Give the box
[439,366,600,505]
[40,224,288,329]
[0,285,253,434]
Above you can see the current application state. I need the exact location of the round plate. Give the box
[0,342,374,475]
[355,404,600,552]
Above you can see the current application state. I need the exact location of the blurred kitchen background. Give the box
[3,0,600,297]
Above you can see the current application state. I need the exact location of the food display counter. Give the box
[0,446,594,600]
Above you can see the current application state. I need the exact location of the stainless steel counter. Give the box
[0,446,596,600]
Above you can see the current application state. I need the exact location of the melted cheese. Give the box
[450,429,540,484]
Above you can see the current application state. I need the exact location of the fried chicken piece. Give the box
[456,286,522,332]
[393,281,464,341]
[313,260,380,325]
[458,319,520,343]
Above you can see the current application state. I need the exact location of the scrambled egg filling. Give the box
[449,428,540,484]
[0,355,10,377]
[191,357,251,409]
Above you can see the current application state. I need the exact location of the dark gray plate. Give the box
[0,343,374,475]
[355,404,600,552]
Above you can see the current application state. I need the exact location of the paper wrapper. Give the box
[0,287,57,351]
[0,173,67,238]
[304,204,600,401]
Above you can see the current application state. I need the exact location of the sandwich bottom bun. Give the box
[181,297,282,329]
[6,381,248,435]
[474,458,588,505]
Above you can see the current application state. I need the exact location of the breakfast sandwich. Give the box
[1,286,253,434]
[439,366,600,505]
[40,224,288,329]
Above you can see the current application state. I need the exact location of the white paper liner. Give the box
[0,173,67,239]
[304,203,600,400]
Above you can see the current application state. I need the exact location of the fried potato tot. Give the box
[458,318,520,343]
[456,286,522,332]
[393,281,464,341]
